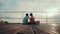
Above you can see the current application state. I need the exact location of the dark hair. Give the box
[26,13,28,16]
[30,13,33,16]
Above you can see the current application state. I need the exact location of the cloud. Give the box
[0,0,60,12]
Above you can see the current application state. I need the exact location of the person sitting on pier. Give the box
[29,13,35,24]
[23,13,29,24]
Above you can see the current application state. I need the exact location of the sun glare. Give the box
[46,8,58,17]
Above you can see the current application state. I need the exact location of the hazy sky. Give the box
[0,0,60,12]
[0,0,60,18]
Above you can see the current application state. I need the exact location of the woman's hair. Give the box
[30,13,33,16]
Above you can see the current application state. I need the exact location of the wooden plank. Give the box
[0,24,34,34]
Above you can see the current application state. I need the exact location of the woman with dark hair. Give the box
[29,13,35,24]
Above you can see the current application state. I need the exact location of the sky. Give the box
[0,0,60,11]
[0,0,60,23]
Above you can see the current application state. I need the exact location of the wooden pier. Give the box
[0,23,60,34]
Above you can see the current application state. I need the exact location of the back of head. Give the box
[30,13,33,16]
[26,13,28,16]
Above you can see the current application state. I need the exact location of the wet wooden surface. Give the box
[0,23,60,34]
